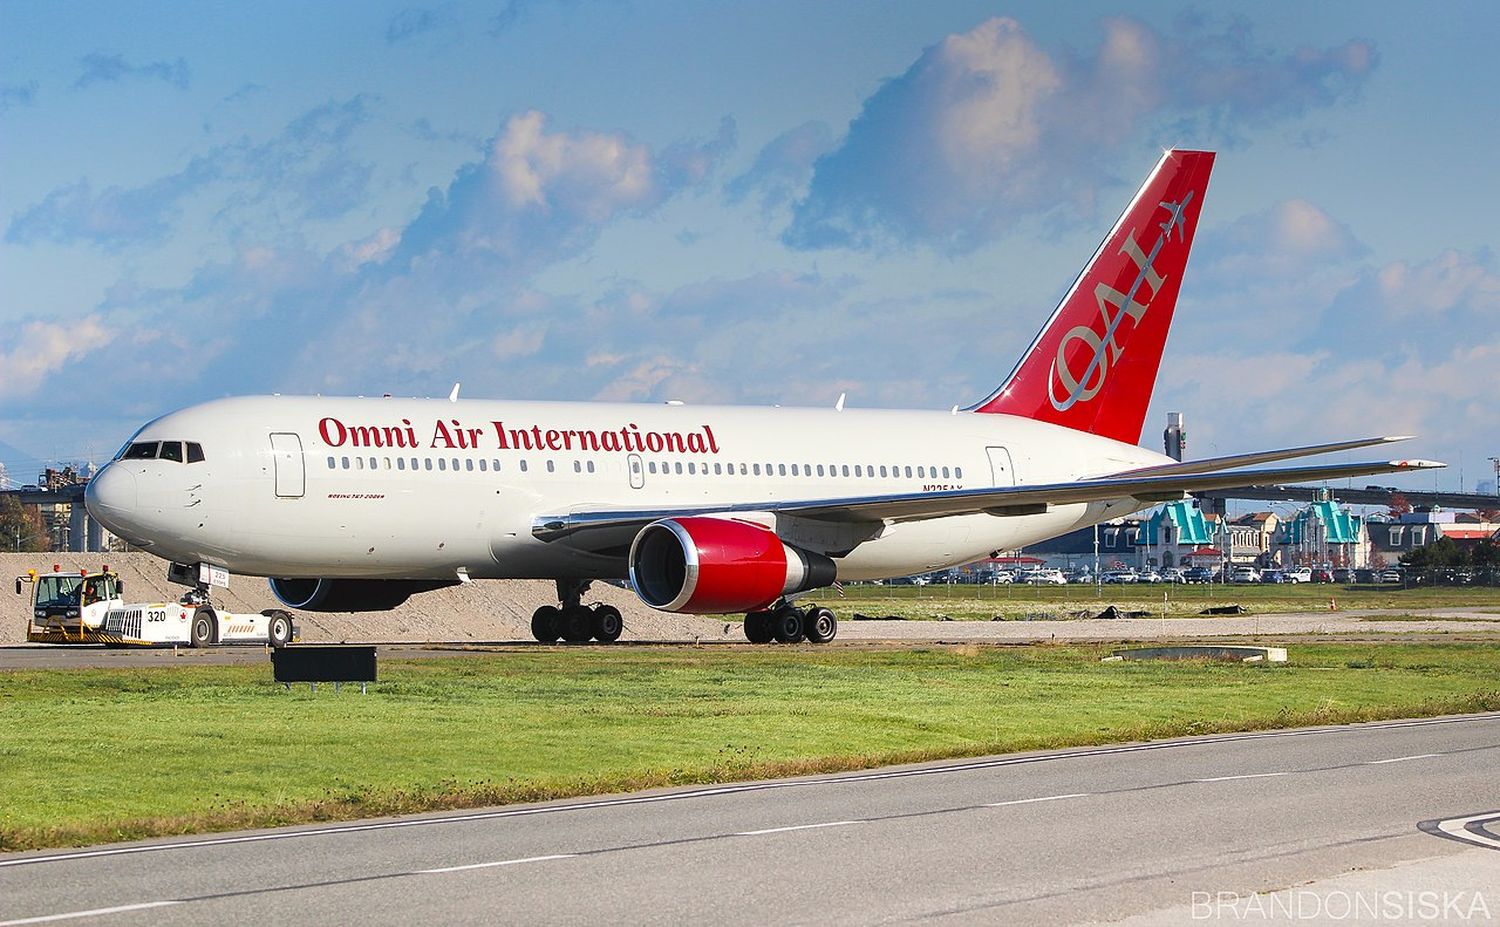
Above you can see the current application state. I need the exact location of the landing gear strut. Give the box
[744,602,837,644]
[530,579,623,644]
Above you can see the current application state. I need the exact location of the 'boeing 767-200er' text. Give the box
[85,150,1440,644]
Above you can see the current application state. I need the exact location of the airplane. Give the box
[84,149,1441,644]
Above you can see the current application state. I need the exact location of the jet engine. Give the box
[268,577,456,612]
[628,516,836,614]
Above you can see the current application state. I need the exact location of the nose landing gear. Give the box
[530,580,624,643]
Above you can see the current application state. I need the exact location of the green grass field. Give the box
[2,644,1497,851]
[830,581,1500,621]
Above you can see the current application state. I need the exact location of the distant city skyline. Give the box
[2,2,1496,491]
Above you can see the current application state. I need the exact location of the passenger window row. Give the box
[324,455,961,481]
[645,461,962,480]
[323,456,603,475]
[119,441,206,463]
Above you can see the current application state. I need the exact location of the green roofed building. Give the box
[1136,500,1216,569]
[1275,497,1368,568]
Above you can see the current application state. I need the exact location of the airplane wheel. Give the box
[267,611,293,649]
[744,611,774,644]
[531,605,562,642]
[772,607,805,644]
[561,605,594,643]
[593,605,623,643]
[804,607,837,644]
[189,608,215,648]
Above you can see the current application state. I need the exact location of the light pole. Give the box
[1093,522,1101,596]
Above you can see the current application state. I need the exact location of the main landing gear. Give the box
[743,603,838,644]
[531,579,623,644]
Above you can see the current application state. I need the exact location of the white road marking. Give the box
[1194,772,1288,782]
[0,901,181,926]
[735,820,861,836]
[1367,753,1442,764]
[984,792,1089,807]
[1436,813,1500,851]
[418,853,576,874]
[3,713,1492,870]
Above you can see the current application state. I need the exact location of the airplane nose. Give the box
[85,464,137,525]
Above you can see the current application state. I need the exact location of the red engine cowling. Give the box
[629,517,837,614]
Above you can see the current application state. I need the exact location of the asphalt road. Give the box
[4,606,1499,669]
[3,714,1498,926]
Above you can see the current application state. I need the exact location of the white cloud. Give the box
[491,110,657,216]
[1374,249,1500,317]
[0,317,114,400]
[783,16,1378,251]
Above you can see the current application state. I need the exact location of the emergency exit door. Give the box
[270,433,305,498]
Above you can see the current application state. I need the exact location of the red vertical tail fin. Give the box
[971,149,1214,444]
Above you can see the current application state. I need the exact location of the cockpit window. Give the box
[186,442,205,463]
[122,442,159,460]
[159,441,185,463]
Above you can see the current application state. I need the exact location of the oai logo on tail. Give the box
[1048,193,1194,411]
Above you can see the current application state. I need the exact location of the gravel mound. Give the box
[0,552,738,645]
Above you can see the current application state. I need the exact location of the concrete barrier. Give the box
[1105,645,1287,663]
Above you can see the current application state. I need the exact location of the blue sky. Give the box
[2,1,1497,497]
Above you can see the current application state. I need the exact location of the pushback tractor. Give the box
[16,562,296,648]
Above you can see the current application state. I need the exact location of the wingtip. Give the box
[1392,459,1445,469]
[1381,435,1416,443]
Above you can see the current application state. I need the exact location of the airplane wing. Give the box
[1093,435,1413,479]
[532,455,1442,545]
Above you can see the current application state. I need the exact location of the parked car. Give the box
[1137,569,1162,583]
[1102,569,1139,584]
[1231,566,1261,583]
[1259,569,1286,584]
[1020,568,1067,585]
[1283,568,1312,584]
[1310,568,1334,583]
[1161,568,1187,584]
[1378,569,1404,584]
[1182,566,1215,584]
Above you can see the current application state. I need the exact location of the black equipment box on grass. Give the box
[272,645,377,691]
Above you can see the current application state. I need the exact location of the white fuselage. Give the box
[86,395,1169,582]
